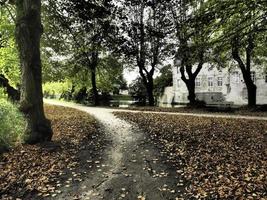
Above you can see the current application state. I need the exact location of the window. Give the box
[250,71,256,82]
[208,77,213,87]
[217,77,223,87]
[233,71,240,83]
[195,78,201,87]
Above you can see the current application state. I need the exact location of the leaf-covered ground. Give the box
[114,112,267,199]
[0,105,105,199]
[116,106,267,117]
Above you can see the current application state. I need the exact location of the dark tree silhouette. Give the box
[0,74,20,101]
[115,0,172,106]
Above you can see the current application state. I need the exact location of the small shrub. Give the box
[0,88,7,99]
[0,99,25,152]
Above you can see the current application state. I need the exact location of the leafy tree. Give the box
[170,0,211,105]
[43,0,115,106]
[0,4,20,87]
[206,0,267,107]
[97,55,127,94]
[116,0,172,106]
[15,0,52,144]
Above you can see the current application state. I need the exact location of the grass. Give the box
[0,98,25,152]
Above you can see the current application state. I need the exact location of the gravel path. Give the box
[45,100,184,200]
[44,99,267,121]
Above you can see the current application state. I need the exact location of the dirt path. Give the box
[45,101,184,200]
[44,100,267,200]
[44,99,267,121]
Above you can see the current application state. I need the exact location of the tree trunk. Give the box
[180,66,198,106]
[146,77,155,106]
[185,80,196,105]
[15,0,52,144]
[90,51,99,106]
[246,81,257,107]
[232,36,257,108]
[91,67,99,106]
[138,66,155,106]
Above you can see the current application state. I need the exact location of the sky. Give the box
[123,68,139,85]
[123,59,174,85]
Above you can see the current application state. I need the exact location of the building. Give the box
[160,63,267,106]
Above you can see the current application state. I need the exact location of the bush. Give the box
[129,77,147,105]
[0,88,7,99]
[43,81,71,99]
[0,99,25,152]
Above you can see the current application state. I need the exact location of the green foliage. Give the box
[43,81,72,98]
[0,88,7,99]
[97,55,127,94]
[154,65,173,97]
[205,0,267,62]
[0,6,20,86]
[0,99,25,151]
[129,77,147,105]
[42,54,126,101]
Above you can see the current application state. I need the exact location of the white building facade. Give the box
[160,63,267,106]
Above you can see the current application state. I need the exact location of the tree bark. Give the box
[247,83,256,107]
[232,36,257,107]
[180,61,203,106]
[15,0,52,144]
[146,76,155,106]
[186,80,196,105]
[136,3,155,106]
[91,68,99,106]
[138,64,155,106]
[90,51,99,106]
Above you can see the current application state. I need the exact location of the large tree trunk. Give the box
[15,0,52,144]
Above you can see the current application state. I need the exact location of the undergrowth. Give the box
[0,98,25,152]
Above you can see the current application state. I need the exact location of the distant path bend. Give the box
[44,99,267,121]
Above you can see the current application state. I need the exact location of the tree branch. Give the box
[193,51,204,78]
